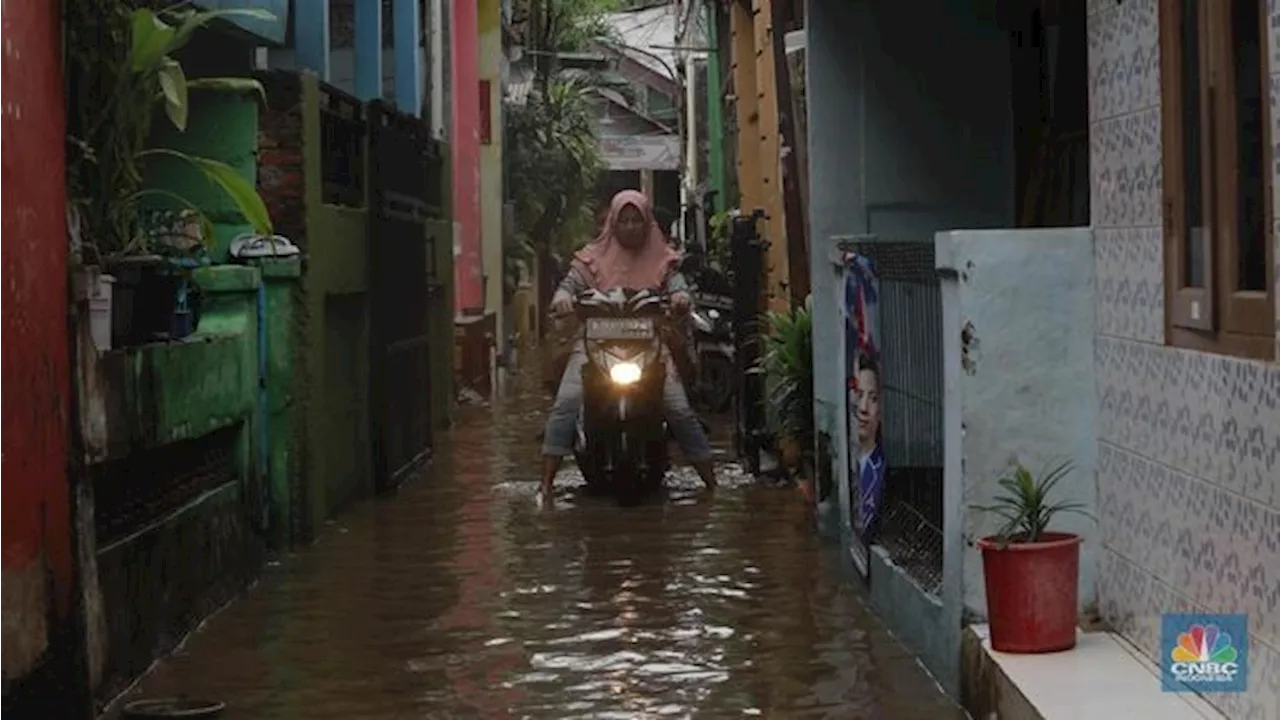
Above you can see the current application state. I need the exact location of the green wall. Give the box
[141,54,308,546]
[297,74,374,526]
[116,265,259,449]
[144,89,260,262]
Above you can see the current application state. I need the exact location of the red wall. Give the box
[1,0,74,616]
[451,0,483,314]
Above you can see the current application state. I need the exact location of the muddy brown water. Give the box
[113,366,964,719]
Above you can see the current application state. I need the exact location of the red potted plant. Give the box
[973,460,1091,653]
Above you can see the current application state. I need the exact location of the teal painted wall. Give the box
[144,89,260,262]
[254,257,303,546]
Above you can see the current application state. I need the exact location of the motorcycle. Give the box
[689,283,736,414]
[571,287,673,505]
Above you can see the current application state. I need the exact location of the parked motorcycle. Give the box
[689,262,736,414]
[572,287,673,505]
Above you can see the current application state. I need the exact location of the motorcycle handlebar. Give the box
[551,293,688,319]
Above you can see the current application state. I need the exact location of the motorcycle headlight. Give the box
[609,361,642,386]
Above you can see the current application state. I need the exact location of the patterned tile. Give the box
[1099,444,1280,648]
[1096,338,1280,509]
[1099,549,1280,718]
[1094,227,1164,342]
[1089,3,1280,717]
[1087,0,1160,124]
[1271,0,1280,76]
[1089,109,1162,228]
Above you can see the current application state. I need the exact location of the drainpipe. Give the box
[684,49,700,249]
[431,0,447,138]
[255,279,269,530]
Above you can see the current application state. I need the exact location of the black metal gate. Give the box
[367,101,441,491]
[729,210,768,472]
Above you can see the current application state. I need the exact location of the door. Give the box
[367,100,442,490]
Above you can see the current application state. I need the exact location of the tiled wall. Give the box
[1088,0,1280,716]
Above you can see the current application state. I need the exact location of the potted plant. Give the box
[66,2,273,347]
[761,304,814,498]
[972,460,1091,653]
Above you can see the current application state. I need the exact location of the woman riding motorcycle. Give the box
[540,190,718,499]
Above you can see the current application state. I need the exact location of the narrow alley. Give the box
[112,364,962,719]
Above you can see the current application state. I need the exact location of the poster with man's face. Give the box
[841,253,884,579]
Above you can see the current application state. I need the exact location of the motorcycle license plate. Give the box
[694,292,733,311]
[586,317,655,340]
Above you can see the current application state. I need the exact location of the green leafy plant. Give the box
[761,305,814,451]
[505,76,604,290]
[706,210,733,270]
[67,2,273,261]
[972,460,1092,545]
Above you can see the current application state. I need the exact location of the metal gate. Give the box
[729,210,768,472]
[367,101,441,491]
[846,240,945,594]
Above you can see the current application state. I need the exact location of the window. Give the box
[1159,0,1276,360]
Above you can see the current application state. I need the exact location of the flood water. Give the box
[115,364,963,719]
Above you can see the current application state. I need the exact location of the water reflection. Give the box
[116,364,963,719]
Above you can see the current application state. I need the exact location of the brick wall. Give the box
[256,71,307,250]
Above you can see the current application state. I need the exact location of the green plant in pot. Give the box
[972,460,1092,653]
[761,304,814,491]
[67,3,273,345]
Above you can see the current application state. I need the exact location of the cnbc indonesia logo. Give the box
[1169,623,1240,685]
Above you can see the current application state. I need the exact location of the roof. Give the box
[593,87,674,134]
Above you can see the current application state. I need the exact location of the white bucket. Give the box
[88,273,116,352]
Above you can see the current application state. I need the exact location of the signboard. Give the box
[599,134,681,171]
[194,0,288,45]
[841,252,883,579]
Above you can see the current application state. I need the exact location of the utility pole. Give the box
[731,0,788,313]
[676,0,698,250]
[705,0,725,216]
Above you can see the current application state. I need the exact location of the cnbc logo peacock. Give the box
[1169,623,1241,684]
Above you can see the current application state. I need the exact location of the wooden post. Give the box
[770,0,810,302]
[731,0,760,214]
[753,0,789,313]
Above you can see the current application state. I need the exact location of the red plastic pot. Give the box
[977,531,1081,653]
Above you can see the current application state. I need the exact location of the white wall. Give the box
[935,228,1099,619]
[807,0,1015,692]
[808,0,1014,543]
[1088,2,1280,717]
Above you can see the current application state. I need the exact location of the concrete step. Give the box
[961,624,1227,720]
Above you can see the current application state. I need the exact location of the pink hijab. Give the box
[572,190,680,291]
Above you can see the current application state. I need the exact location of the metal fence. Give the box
[730,210,768,472]
[847,241,945,594]
[320,85,366,207]
[366,100,440,491]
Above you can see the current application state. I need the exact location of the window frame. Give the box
[1158,0,1276,361]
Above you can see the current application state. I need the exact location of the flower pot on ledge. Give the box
[977,531,1082,653]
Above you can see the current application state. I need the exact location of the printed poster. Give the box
[841,253,884,579]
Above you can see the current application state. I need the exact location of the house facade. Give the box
[806,0,1277,715]
[1088,0,1278,715]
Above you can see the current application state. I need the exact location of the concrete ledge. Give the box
[961,624,1226,720]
